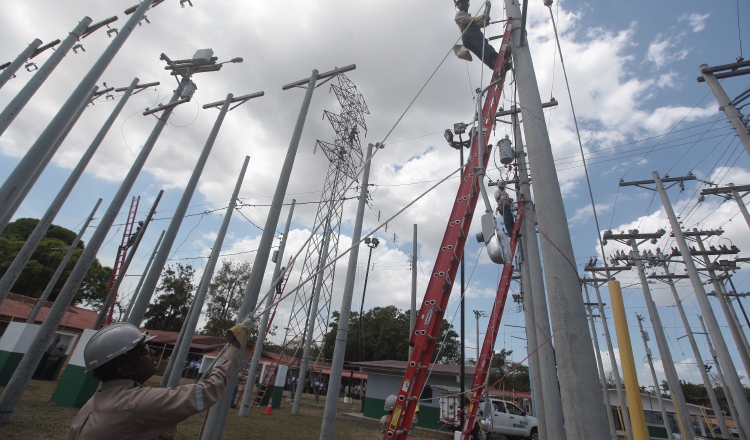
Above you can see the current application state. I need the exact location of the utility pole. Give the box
[94,190,164,329]
[699,315,747,440]
[319,141,374,438]
[687,229,750,370]
[26,199,102,323]
[502,1,610,435]
[0,18,92,137]
[519,246,545,438]
[199,65,355,440]
[0,39,43,90]
[126,52,246,327]
[123,230,164,321]
[648,255,730,438]
[698,62,750,156]
[606,229,694,439]
[582,284,617,440]
[701,183,750,229]
[499,102,565,439]
[238,199,296,416]
[0,78,148,305]
[584,262,635,440]
[293,225,332,414]
[167,155,249,389]
[621,171,750,433]
[0,2,154,228]
[636,314,675,440]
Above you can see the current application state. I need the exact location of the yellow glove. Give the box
[226,317,258,345]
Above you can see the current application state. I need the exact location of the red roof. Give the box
[352,360,477,376]
[0,292,97,332]
[142,328,229,353]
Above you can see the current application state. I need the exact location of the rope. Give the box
[546,4,611,277]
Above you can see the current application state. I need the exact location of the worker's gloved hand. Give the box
[226,316,259,345]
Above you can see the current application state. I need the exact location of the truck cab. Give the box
[477,398,538,440]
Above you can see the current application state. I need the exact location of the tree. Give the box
[321,306,461,365]
[201,260,251,337]
[0,218,111,305]
[143,264,195,332]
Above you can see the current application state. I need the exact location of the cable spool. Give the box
[497,135,514,164]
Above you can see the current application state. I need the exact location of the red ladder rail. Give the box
[105,196,139,325]
[383,20,514,439]
[460,199,524,439]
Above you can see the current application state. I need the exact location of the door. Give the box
[490,400,513,436]
[506,402,530,436]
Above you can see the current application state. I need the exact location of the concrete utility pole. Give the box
[293,225,332,415]
[520,252,543,433]
[0,39,42,90]
[167,155,250,390]
[0,85,106,235]
[0,78,144,305]
[320,142,374,438]
[607,229,694,439]
[649,259,730,438]
[622,172,750,434]
[0,18,92,137]
[239,199,296,416]
[123,230,164,321]
[502,1,610,436]
[701,184,750,229]
[0,86,103,302]
[584,264,635,440]
[582,284,617,440]
[199,65,354,440]
[126,54,247,327]
[636,314,675,440]
[689,229,750,372]
[700,315,747,440]
[0,3,153,227]
[499,103,564,439]
[698,62,750,156]
[26,199,102,323]
[94,190,164,329]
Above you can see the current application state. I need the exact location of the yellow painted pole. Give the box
[609,280,649,440]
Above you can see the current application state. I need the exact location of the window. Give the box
[507,403,524,416]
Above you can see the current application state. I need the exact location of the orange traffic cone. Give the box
[264,399,273,415]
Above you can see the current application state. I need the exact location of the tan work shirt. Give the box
[66,346,240,440]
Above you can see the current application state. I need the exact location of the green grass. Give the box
[1,378,454,439]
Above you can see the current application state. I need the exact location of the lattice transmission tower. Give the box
[283,73,368,359]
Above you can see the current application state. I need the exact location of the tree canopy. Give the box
[143,264,195,332]
[321,305,461,365]
[0,218,112,306]
[201,260,251,337]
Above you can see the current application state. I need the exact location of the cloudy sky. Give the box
[1,0,749,390]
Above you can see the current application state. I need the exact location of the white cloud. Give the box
[678,12,711,32]
[646,33,691,69]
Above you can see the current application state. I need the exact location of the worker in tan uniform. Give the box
[66,319,254,440]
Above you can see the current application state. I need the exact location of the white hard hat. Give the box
[84,323,155,373]
[384,394,397,411]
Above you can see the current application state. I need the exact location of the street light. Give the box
[446,123,470,427]
[357,237,380,362]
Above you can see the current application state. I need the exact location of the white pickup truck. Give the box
[436,388,538,440]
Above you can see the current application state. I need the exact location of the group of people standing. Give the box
[181,359,202,379]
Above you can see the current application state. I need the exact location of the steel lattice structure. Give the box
[283,74,369,360]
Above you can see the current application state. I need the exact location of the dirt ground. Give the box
[0,378,455,439]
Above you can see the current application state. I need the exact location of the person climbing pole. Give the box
[454,0,498,70]
[493,180,515,234]
[66,319,255,440]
